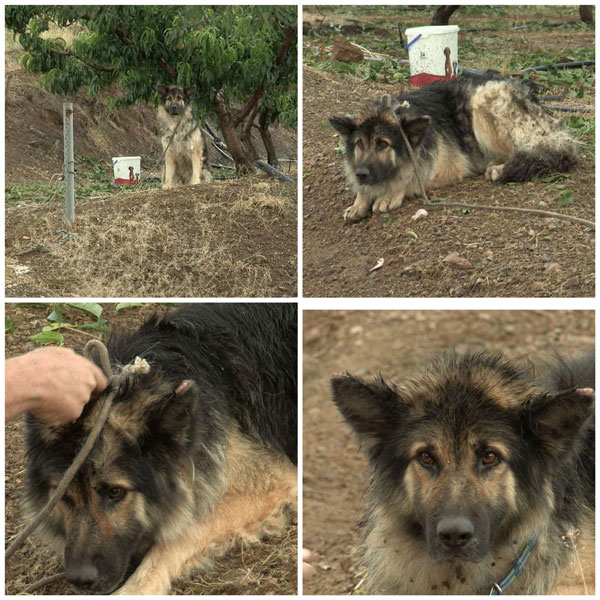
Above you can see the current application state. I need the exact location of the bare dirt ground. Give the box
[303,309,594,594]
[5,304,297,595]
[5,38,297,298]
[303,7,594,298]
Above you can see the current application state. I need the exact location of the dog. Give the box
[156,85,213,189]
[329,76,578,221]
[22,303,297,594]
[331,349,594,594]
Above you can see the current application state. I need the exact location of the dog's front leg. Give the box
[163,147,177,189]
[190,148,202,186]
[343,191,373,222]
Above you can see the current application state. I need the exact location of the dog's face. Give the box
[156,84,196,116]
[24,374,202,593]
[329,106,430,186]
[331,352,593,564]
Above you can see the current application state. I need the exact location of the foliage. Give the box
[5,6,297,129]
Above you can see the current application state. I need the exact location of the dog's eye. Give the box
[482,451,499,466]
[419,452,435,466]
[107,487,127,501]
[356,139,364,150]
[376,140,389,151]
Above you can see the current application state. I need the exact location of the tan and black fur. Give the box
[331,350,594,594]
[23,304,297,594]
[156,84,212,189]
[330,76,578,221]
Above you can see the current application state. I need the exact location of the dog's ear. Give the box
[156,84,168,98]
[399,115,431,147]
[525,387,594,458]
[331,373,400,453]
[329,116,357,141]
[184,86,197,100]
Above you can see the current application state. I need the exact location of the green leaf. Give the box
[47,306,63,322]
[406,230,418,240]
[30,330,64,346]
[5,316,15,334]
[114,302,143,313]
[67,302,103,319]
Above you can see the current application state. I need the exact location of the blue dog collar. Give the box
[489,533,538,594]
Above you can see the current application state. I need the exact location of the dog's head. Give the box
[156,84,196,116]
[329,97,430,187]
[331,351,593,564]
[24,370,205,593]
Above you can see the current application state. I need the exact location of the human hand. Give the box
[6,346,108,426]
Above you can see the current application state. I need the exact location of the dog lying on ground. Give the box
[331,349,594,594]
[329,76,578,221]
[156,84,213,189]
[23,303,297,594]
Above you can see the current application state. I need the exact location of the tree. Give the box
[431,6,460,25]
[5,6,297,175]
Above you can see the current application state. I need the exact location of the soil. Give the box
[5,46,297,298]
[5,303,297,595]
[302,9,595,298]
[302,309,594,594]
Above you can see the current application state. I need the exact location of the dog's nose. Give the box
[436,516,474,548]
[355,167,370,183]
[66,562,99,590]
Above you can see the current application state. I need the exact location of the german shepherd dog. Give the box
[329,76,578,221]
[331,350,594,594]
[23,304,297,594]
[156,85,212,189]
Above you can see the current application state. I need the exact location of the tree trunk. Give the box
[240,102,261,163]
[579,5,594,24]
[212,91,255,175]
[431,6,459,25]
[259,109,279,168]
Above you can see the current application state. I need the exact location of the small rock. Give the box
[349,325,363,335]
[532,281,545,291]
[443,252,473,270]
[565,276,580,288]
[545,262,561,274]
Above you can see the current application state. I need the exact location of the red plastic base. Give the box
[410,73,456,88]
[114,178,140,185]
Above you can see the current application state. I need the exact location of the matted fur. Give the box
[330,76,578,221]
[156,85,213,189]
[331,350,594,594]
[23,304,297,594]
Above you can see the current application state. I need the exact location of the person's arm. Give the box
[5,347,108,426]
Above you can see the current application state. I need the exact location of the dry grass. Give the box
[6,177,297,298]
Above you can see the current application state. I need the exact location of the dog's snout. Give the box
[355,167,370,183]
[436,516,474,549]
[66,561,99,590]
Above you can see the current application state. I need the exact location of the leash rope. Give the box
[6,341,149,570]
[489,533,538,594]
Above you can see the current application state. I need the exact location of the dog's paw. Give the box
[485,163,505,183]
[114,578,170,595]
[373,196,403,213]
[343,205,369,222]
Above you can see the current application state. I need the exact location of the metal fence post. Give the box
[63,102,75,224]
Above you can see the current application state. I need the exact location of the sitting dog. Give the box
[156,84,213,189]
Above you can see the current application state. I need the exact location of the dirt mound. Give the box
[6,177,297,297]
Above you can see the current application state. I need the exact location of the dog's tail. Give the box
[497,146,578,182]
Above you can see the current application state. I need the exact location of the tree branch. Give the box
[49,47,115,72]
[233,86,264,126]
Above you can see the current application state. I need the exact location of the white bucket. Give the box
[405,25,459,87]
[112,156,141,185]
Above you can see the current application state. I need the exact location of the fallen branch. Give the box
[524,60,595,72]
[255,160,295,183]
